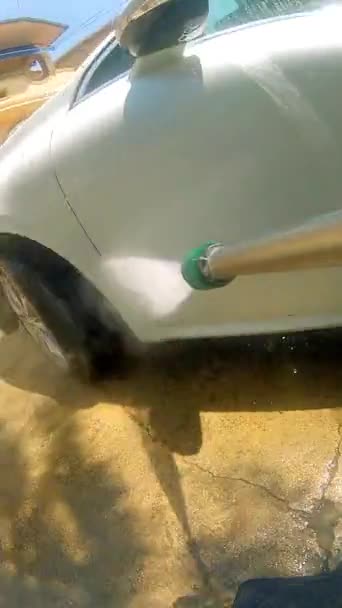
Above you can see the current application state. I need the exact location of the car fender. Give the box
[0,82,102,291]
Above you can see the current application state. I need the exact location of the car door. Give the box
[51,12,342,342]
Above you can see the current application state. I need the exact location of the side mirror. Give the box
[114,0,209,57]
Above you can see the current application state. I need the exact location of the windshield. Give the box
[206,0,322,33]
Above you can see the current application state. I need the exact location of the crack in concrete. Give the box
[127,409,157,442]
[129,409,309,520]
[181,458,310,518]
[307,424,342,572]
[129,409,342,588]
[320,424,342,502]
[182,425,342,574]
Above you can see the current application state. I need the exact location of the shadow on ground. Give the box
[2,327,342,453]
[1,327,342,605]
[0,409,146,606]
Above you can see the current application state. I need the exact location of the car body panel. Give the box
[51,9,342,341]
[0,80,102,292]
[2,8,342,342]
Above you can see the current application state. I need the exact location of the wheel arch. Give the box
[0,233,125,336]
[0,232,75,272]
[0,233,93,320]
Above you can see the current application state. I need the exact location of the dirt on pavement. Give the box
[0,301,342,606]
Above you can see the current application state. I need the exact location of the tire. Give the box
[0,259,126,380]
[0,288,19,335]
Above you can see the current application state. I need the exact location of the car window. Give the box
[75,0,322,105]
[75,40,135,104]
[206,0,322,33]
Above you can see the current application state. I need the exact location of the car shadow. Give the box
[2,326,342,453]
[1,326,342,605]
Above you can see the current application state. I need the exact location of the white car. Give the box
[1,0,342,378]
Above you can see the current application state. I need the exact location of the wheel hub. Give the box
[0,267,68,368]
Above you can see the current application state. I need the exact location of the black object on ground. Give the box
[233,570,342,607]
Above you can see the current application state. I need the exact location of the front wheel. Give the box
[0,260,125,380]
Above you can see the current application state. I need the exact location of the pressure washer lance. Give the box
[181,212,342,290]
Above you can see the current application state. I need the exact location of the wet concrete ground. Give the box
[0,301,342,606]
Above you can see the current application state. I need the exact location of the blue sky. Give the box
[0,1,239,58]
[0,0,123,58]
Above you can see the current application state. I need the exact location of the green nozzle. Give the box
[181,241,230,290]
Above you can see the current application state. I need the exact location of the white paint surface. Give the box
[2,10,342,342]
